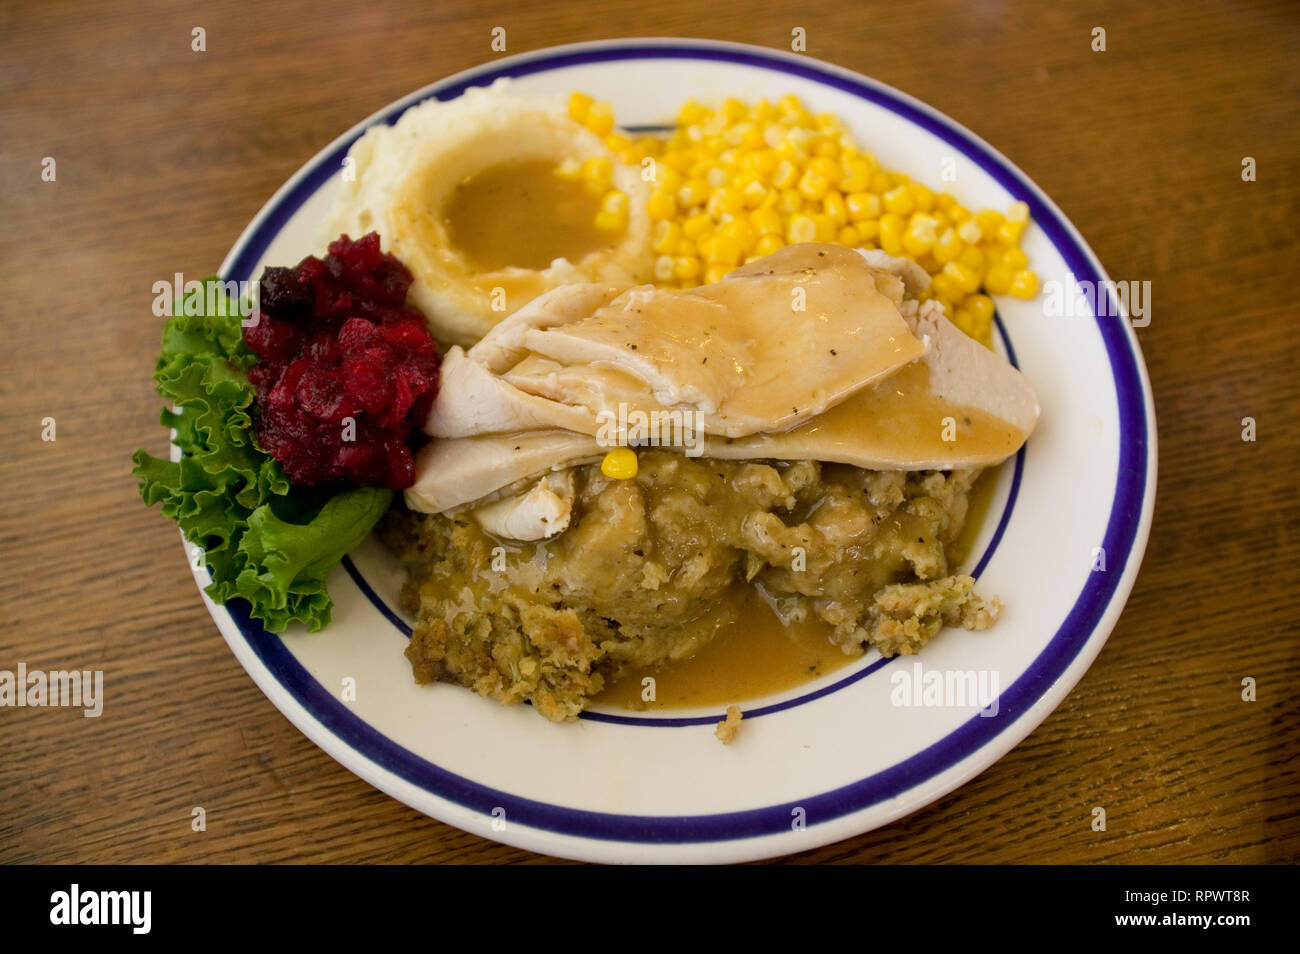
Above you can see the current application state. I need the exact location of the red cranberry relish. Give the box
[243,233,441,490]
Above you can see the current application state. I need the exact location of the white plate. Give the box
[194,39,1156,863]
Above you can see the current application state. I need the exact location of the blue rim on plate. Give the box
[217,41,1152,845]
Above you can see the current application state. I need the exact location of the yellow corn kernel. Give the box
[778,188,804,214]
[813,139,839,161]
[706,165,729,189]
[673,255,701,280]
[568,91,594,124]
[777,93,804,115]
[942,260,982,294]
[996,219,1026,246]
[798,168,830,201]
[580,156,613,193]
[740,149,776,176]
[648,189,677,220]
[959,245,984,272]
[662,149,693,172]
[600,190,628,215]
[946,203,971,223]
[682,212,712,240]
[929,272,959,304]
[823,191,848,226]
[705,263,731,284]
[1008,269,1039,298]
[841,158,871,193]
[750,205,783,236]
[879,212,905,255]
[957,219,983,245]
[731,169,756,192]
[933,227,964,265]
[855,219,880,241]
[771,158,799,190]
[966,293,995,324]
[811,213,836,242]
[846,192,881,222]
[908,183,934,214]
[952,304,976,336]
[787,214,818,244]
[933,192,954,212]
[675,237,697,258]
[676,97,707,123]
[586,101,615,136]
[741,179,768,208]
[998,247,1029,270]
[721,216,756,245]
[837,225,860,246]
[975,209,1005,240]
[709,234,743,266]
[604,133,633,155]
[1006,200,1030,223]
[553,157,582,181]
[735,124,765,150]
[601,447,638,479]
[715,219,751,250]
[903,214,940,257]
[883,185,915,216]
[775,137,808,162]
[652,220,681,255]
[594,210,626,232]
[870,171,895,194]
[678,178,709,208]
[653,255,676,283]
[983,264,1015,295]
[809,156,841,184]
[755,233,785,256]
[784,106,814,128]
[655,164,681,192]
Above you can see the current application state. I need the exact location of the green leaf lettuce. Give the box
[131,279,392,632]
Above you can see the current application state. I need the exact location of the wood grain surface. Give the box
[1,0,1297,865]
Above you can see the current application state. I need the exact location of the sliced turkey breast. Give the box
[405,246,1040,533]
[405,429,602,514]
[423,243,925,440]
[469,470,577,540]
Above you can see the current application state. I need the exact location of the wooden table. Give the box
[2,0,1297,865]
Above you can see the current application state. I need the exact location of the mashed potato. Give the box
[323,79,653,347]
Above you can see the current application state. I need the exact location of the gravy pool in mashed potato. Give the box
[322,79,654,347]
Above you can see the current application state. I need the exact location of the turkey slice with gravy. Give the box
[406,245,1040,539]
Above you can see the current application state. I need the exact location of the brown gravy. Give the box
[595,587,856,711]
[950,466,999,568]
[595,462,1004,713]
[441,159,612,272]
[719,361,1027,468]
